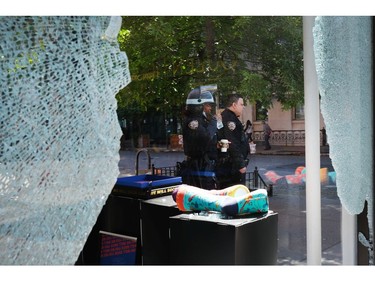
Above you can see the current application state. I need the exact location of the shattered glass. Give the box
[0,16,131,264]
[313,16,373,264]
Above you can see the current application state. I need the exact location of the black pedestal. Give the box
[76,195,142,265]
[140,195,182,264]
[103,195,143,264]
[169,211,278,265]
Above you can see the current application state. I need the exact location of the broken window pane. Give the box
[0,16,131,264]
[313,16,373,264]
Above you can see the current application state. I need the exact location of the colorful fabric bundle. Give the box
[172,184,269,216]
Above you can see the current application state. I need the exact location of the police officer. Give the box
[202,98,223,161]
[181,87,219,189]
[216,93,250,188]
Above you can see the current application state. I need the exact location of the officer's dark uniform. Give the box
[181,111,217,190]
[202,112,219,161]
[179,86,219,189]
[216,108,250,188]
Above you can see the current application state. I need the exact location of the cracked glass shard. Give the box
[0,16,131,264]
[313,16,373,264]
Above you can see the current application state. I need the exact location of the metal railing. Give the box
[252,129,326,146]
[135,148,152,175]
[152,164,177,176]
[152,164,273,196]
[253,130,305,146]
[245,166,273,196]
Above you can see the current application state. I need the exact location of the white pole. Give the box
[303,16,322,265]
[341,206,357,265]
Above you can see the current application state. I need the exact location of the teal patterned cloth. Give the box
[173,184,269,216]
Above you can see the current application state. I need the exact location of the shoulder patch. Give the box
[227,121,236,131]
[188,120,199,130]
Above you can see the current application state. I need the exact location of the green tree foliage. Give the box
[117,16,303,122]
[236,17,304,109]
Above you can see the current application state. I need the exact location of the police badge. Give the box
[227,121,236,131]
[188,120,199,130]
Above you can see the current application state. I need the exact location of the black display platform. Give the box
[77,188,278,266]
[75,195,143,265]
[76,194,181,265]
[140,195,182,264]
[169,211,278,265]
[103,195,143,264]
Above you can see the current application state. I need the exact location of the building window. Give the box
[255,101,268,121]
[293,104,305,120]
